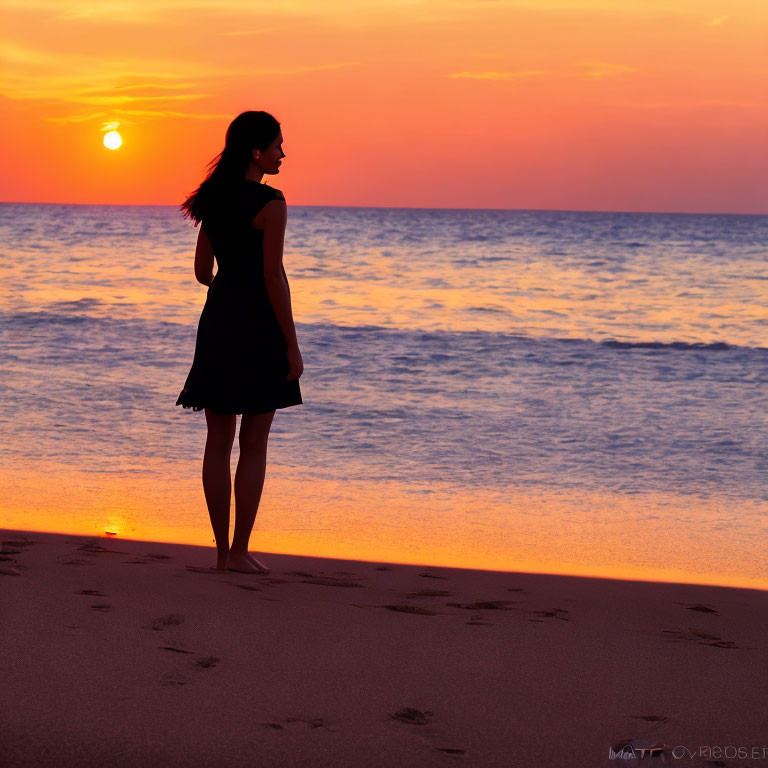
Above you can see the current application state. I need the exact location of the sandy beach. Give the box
[1,528,767,767]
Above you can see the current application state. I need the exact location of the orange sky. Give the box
[1,0,766,214]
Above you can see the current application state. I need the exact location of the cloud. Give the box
[0,41,237,100]
[447,61,636,81]
[0,39,359,126]
[573,61,637,79]
[45,109,231,123]
[74,93,208,106]
[598,99,764,110]
[448,70,546,80]
[217,27,286,37]
[0,0,417,25]
[45,111,109,124]
[2,0,306,24]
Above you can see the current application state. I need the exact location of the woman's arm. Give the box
[262,198,299,349]
[194,226,215,286]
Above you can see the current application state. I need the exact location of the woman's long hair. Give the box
[179,110,281,226]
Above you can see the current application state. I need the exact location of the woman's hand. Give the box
[286,344,303,381]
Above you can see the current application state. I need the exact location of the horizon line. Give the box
[0,199,766,218]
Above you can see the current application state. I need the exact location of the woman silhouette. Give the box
[176,111,303,574]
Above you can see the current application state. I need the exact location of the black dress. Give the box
[175,179,303,415]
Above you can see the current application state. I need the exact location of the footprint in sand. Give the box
[194,656,220,669]
[526,608,570,622]
[77,540,110,553]
[390,707,434,725]
[77,589,107,596]
[444,599,516,625]
[0,538,37,574]
[661,628,741,648]
[143,613,185,632]
[90,603,112,612]
[2,538,38,552]
[675,602,720,615]
[446,600,516,611]
[299,576,364,588]
[466,613,495,626]
[159,671,191,687]
[158,649,221,686]
[262,716,336,733]
[404,589,453,598]
[389,708,467,756]
[418,572,448,580]
[375,566,393,571]
[151,614,220,684]
[125,553,175,565]
[384,604,437,616]
[631,715,669,722]
[76,540,129,555]
[148,616,190,684]
[185,565,229,574]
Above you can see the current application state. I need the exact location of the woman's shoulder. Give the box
[260,184,285,202]
[243,180,284,198]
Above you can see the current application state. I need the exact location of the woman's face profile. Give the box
[256,131,286,176]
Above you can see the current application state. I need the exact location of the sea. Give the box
[1,201,766,589]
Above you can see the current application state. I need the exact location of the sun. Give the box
[103,130,122,150]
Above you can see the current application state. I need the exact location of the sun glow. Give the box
[103,131,122,150]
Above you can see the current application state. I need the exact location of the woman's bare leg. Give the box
[228,410,275,573]
[203,408,237,570]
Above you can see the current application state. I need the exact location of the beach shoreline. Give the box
[1,527,766,767]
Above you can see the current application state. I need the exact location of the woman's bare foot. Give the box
[244,552,270,572]
[226,552,269,574]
